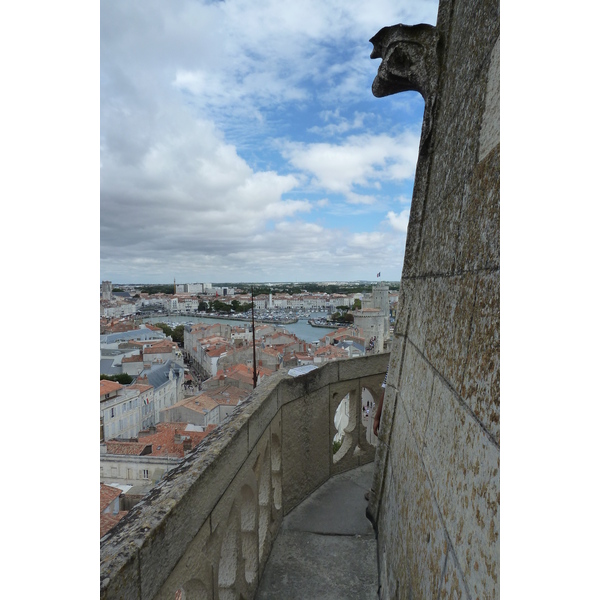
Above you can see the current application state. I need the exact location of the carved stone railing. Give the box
[100,353,389,600]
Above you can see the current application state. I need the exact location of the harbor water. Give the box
[143,313,338,344]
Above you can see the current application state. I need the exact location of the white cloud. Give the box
[309,111,369,136]
[100,0,437,282]
[281,132,420,198]
[386,209,411,233]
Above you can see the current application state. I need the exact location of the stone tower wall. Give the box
[369,1,499,598]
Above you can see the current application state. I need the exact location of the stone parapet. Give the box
[100,354,388,600]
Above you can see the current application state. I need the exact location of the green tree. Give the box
[213,299,233,313]
[101,373,133,385]
[155,322,173,337]
[172,325,184,344]
[331,311,354,324]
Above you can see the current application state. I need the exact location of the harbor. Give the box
[141,312,339,344]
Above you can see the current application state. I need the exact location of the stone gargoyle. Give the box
[370,23,439,144]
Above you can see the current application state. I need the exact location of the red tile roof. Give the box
[136,423,215,458]
[105,441,151,455]
[101,511,128,538]
[122,353,143,363]
[200,385,248,405]
[144,340,178,352]
[100,380,123,397]
[100,483,122,512]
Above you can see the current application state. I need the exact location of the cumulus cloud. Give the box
[280,132,419,198]
[100,0,437,282]
[386,209,411,233]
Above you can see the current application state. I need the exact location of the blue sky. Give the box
[101,0,440,284]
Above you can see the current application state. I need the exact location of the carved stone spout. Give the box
[370,23,438,102]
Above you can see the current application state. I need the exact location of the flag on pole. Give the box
[377,272,380,278]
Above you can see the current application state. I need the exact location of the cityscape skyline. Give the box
[100,0,439,284]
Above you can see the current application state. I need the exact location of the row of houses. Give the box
[100,288,365,319]
[99,313,383,538]
[100,356,185,442]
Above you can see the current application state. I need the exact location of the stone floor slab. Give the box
[256,463,378,599]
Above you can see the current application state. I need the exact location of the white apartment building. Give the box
[101,301,136,319]
[100,451,178,489]
[128,383,155,431]
[175,295,199,313]
[137,361,185,423]
[184,283,204,294]
[101,380,144,441]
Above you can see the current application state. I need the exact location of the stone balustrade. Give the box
[100,352,389,600]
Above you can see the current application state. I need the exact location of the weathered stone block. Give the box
[443,0,499,90]
[137,418,250,600]
[438,550,472,600]
[153,521,213,600]
[399,156,431,279]
[376,457,405,599]
[419,273,478,396]
[392,278,414,337]
[247,375,283,451]
[338,352,389,381]
[422,377,499,600]
[100,549,141,600]
[276,361,338,406]
[478,38,500,162]
[397,341,435,452]
[281,388,331,514]
[394,419,447,599]
[456,144,500,273]
[459,270,500,443]
[403,278,429,352]
[426,77,486,217]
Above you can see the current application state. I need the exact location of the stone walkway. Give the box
[255,462,379,600]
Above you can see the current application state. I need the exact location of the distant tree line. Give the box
[138,284,175,295]
[225,282,397,295]
[198,299,253,314]
[130,282,398,296]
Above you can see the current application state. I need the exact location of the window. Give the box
[143,469,149,479]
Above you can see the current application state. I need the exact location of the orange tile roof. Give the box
[100,483,122,512]
[200,385,248,405]
[169,395,219,414]
[105,441,151,455]
[144,341,178,354]
[122,354,143,363]
[101,511,128,538]
[100,380,123,397]
[135,423,212,458]
[205,344,230,357]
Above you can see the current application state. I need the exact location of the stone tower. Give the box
[367,0,500,598]
[101,280,112,301]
